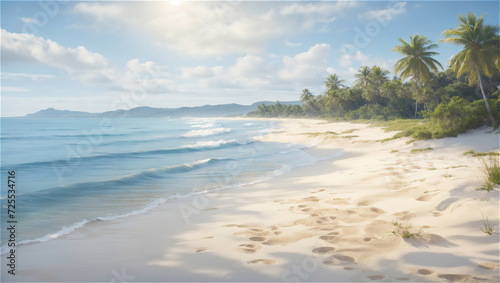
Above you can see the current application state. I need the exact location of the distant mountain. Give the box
[25,108,97,118]
[24,101,301,118]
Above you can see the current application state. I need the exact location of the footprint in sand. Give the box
[393,211,416,220]
[396,278,410,281]
[438,274,471,282]
[323,254,357,265]
[477,262,499,270]
[367,275,386,280]
[249,236,267,242]
[344,267,355,271]
[417,269,434,275]
[363,237,372,242]
[417,194,436,201]
[247,259,276,265]
[205,236,214,239]
[436,197,459,211]
[320,235,338,241]
[195,247,208,252]
[239,243,261,254]
[357,201,370,206]
[370,207,385,214]
[312,247,336,254]
[334,254,357,263]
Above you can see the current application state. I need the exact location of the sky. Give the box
[1,0,498,117]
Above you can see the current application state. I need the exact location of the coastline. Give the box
[3,118,499,282]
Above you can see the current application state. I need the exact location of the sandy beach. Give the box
[5,118,499,282]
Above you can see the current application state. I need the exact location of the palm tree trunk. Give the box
[475,64,496,125]
[414,100,418,118]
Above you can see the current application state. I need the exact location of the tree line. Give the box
[249,13,500,133]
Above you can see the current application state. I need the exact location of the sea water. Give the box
[0,117,338,252]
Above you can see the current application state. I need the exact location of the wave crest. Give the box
[182,127,231,138]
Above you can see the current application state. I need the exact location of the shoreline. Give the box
[2,118,499,282]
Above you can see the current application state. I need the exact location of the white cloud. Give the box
[1,86,28,92]
[333,49,395,85]
[178,44,331,91]
[285,40,301,47]
[360,2,407,21]
[73,2,354,57]
[339,51,369,68]
[2,29,174,96]
[73,2,283,57]
[279,43,331,85]
[20,17,38,24]
[1,29,110,72]
[1,72,54,81]
[280,2,356,16]
[181,66,223,79]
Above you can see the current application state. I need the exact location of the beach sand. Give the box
[4,119,499,282]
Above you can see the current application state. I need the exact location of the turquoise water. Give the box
[1,118,336,253]
[0,117,332,251]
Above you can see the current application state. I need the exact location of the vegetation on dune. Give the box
[248,13,500,140]
[385,221,423,239]
[410,147,433,153]
[478,156,500,192]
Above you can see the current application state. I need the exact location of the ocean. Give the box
[0,117,337,253]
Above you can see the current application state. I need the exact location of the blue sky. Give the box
[1,0,498,117]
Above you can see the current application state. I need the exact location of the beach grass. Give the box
[478,157,500,192]
[303,131,338,137]
[463,150,500,157]
[480,211,495,235]
[387,221,423,239]
[410,147,433,153]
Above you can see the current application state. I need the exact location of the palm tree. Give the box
[369,66,389,86]
[324,74,345,92]
[354,66,371,89]
[300,88,313,104]
[392,34,443,117]
[440,13,499,125]
[300,88,317,116]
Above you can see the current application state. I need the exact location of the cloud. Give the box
[73,2,354,57]
[285,40,301,47]
[279,43,331,86]
[178,44,331,91]
[181,66,223,79]
[1,72,54,81]
[360,2,407,21]
[1,86,28,92]
[333,49,395,85]
[73,2,283,56]
[181,55,278,89]
[339,51,369,68]
[2,29,174,96]
[1,29,110,72]
[280,2,356,16]
[20,17,38,24]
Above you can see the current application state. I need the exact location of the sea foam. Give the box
[181,127,231,138]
